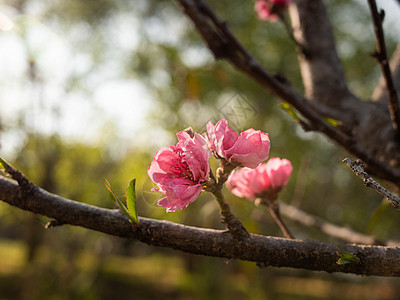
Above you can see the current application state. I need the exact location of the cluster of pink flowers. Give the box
[255,0,291,21]
[148,119,291,212]
[226,157,292,200]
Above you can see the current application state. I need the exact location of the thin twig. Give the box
[279,202,400,246]
[277,10,308,57]
[211,162,250,239]
[1,158,35,195]
[368,0,400,134]
[343,158,400,209]
[213,189,250,239]
[205,166,249,239]
[258,198,295,239]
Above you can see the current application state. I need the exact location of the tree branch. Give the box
[288,0,359,116]
[343,158,400,209]
[279,203,400,247]
[257,198,294,239]
[173,0,400,184]
[1,176,400,276]
[372,43,400,104]
[368,0,400,134]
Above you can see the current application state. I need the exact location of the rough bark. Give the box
[1,176,400,277]
[288,0,359,118]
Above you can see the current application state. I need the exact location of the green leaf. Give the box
[280,102,299,121]
[104,179,118,204]
[104,179,131,220]
[339,245,355,260]
[323,117,340,127]
[336,257,353,265]
[0,157,10,169]
[126,179,139,224]
[336,245,356,265]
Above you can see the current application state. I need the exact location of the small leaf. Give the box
[323,117,340,127]
[104,179,131,219]
[336,245,356,265]
[339,245,355,260]
[0,157,10,169]
[280,102,299,121]
[104,179,118,204]
[126,179,139,224]
[336,257,353,265]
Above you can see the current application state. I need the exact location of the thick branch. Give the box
[280,203,400,247]
[288,0,358,116]
[367,0,400,133]
[173,0,400,184]
[1,176,400,277]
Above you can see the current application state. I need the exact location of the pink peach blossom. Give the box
[255,0,291,22]
[265,157,292,188]
[226,157,292,200]
[206,120,270,168]
[148,131,210,212]
[206,119,238,159]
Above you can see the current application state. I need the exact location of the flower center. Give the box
[168,150,194,181]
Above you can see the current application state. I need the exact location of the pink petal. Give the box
[227,168,258,199]
[226,158,292,200]
[225,129,270,168]
[177,131,210,182]
[255,0,272,20]
[206,120,238,158]
[147,146,181,184]
[157,182,203,212]
[266,157,293,188]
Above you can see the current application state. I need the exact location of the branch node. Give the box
[370,51,380,60]
[379,9,385,22]
[3,161,36,197]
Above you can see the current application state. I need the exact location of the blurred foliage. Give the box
[1,0,400,299]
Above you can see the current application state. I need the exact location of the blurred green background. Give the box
[1,0,400,299]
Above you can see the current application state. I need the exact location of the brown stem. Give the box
[213,189,249,239]
[277,10,307,57]
[260,198,294,239]
[204,162,248,238]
